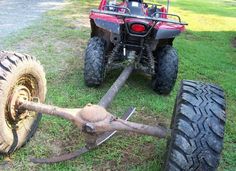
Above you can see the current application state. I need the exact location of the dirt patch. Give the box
[232,37,236,48]
[133,109,169,128]
[183,31,200,41]
[92,111,168,170]
[223,0,236,6]
[70,14,90,29]
[14,38,36,52]
[93,141,158,171]
[0,159,14,171]
[60,126,85,152]
[120,142,156,165]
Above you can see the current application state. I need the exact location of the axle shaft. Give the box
[19,100,83,127]
[98,65,134,108]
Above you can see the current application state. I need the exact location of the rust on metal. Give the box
[98,65,134,108]
[16,64,169,164]
[30,107,136,164]
[18,99,82,127]
[6,75,38,129]
[18,99,169,138]
[79,104,109,122]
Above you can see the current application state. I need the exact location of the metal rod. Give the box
[92,118,170,138]
[98,65,134,108]
[91,9,188,25]
[167,0,170,13]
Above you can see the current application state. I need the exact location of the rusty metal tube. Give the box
[19,100,82,127]
[91,118,170,138]
[98,65,134,108]
[19,100,169,138]
[111,119,169,138]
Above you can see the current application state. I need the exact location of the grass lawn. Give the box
[0,0,236,170]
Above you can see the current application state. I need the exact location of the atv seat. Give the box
[127,1,160,17]
[147,5,160,17]
[127,1,145,16]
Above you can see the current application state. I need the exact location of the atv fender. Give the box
[93,18,121,34]
[155,29,181,39]
[155,23,185,39]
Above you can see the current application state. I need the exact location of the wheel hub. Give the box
[8,85,31,124]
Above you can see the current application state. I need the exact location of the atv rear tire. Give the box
[84,37,106,87]
[0,51,46,154]
[164,80,226,171]
[152,45,178,95]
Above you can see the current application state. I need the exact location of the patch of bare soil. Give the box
[93,111,168,170]
[93,143,156,171]
[183,31,199,41]
[223,0,236,6]
[232,37,236,48]
[71,14,90,29]
[14,39,36,52]
[93,141,158,171]
[0,158,13,171]
[133,109,169,128]
[60,126,85,152]
[121,142,156,165]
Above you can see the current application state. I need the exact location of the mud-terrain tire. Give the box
[0,51,47,154]
[164,80,226,171]
[84,37,106,87]
[152,45,178,95]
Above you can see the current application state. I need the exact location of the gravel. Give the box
[0,0,64,38]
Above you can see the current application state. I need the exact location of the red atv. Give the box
[84,0,187,95]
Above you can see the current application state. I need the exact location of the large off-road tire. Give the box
[84,37,106,87]
[152,45,178,95]
[164,80,226,171]
[0,51,47,154]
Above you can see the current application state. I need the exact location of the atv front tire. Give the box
[0,51,46,154]
[152,45,178,95]
[84,37,106,87]
[164,80,226,171]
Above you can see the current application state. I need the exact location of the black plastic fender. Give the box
[155,29,181,39]
[94,19,120,34]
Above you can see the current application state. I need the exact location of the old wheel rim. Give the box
[6,74,39,129]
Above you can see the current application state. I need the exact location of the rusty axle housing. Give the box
[18,100,169,139]
[17,64,169,139]
[15,63,170,163]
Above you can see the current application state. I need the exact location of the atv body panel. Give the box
[86,0,187,90]
[90,0,185,41]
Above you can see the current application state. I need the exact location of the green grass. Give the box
[0,0,236,170]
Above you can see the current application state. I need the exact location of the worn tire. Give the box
[84,37,106,87]
[0,51,47,154]
[152,45,178,95]
[164,80,226,171]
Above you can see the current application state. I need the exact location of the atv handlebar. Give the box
[91,9,188,26]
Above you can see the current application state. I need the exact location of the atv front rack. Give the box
[91,9,188,26]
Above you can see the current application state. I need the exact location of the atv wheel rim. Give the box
[6,74,39,129]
